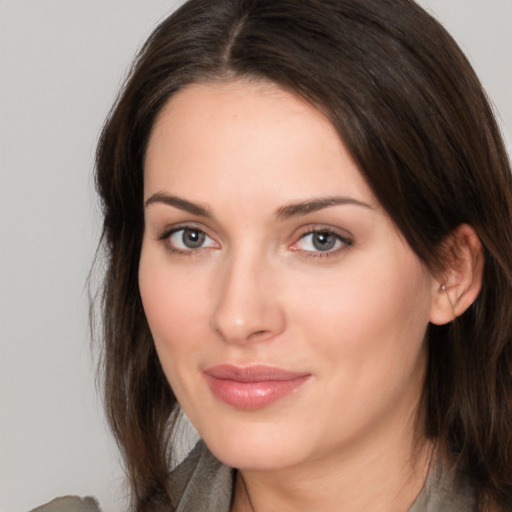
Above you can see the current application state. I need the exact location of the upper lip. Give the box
[204,364,310,382]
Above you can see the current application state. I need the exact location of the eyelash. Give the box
[158,225,218,256]
[157,225,353,258]
[290,228,353,258]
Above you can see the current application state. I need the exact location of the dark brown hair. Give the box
[94,0,512,510]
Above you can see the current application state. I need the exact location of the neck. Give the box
[231,418,433,512]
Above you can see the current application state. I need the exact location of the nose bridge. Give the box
[211,243,284,344]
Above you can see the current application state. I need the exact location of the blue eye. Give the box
[295,230,350,253]
[167,228,216,251]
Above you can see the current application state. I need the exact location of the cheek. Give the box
[286,255,432,442]
[289,249,433,377]
[138,246,211,369]
[139,252,216,421]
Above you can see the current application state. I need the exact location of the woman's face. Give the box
[139,80,439,471]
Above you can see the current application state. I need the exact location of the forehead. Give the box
[144,79,375,209]
[147,79,332,159]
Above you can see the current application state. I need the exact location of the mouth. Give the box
[203,364,311,410]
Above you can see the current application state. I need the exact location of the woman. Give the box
[35,0,512,510]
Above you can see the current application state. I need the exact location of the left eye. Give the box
[168,228,216,250]
[295,231,347,252]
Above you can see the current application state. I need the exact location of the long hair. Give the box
[94,0,512,510]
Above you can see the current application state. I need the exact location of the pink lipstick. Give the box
[203,364,311,410]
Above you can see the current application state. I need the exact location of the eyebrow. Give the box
[275,197,373,220]
[144,192,373,220]
[144,192,213,217]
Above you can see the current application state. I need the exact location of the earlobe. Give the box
[429,224,484,326]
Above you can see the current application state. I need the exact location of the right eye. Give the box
[165,227,217,252]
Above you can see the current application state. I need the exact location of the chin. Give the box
[197,418,313,471]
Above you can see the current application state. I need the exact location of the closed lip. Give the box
[204,364,310,381]
[203,364,312,410]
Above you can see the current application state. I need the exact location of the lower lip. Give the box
[204,374,310,410]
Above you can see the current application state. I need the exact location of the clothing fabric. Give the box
[170,441,477,511]
[29,496,101,512]
[30,440,477,512]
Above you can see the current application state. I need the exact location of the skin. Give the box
[139,79,448,511]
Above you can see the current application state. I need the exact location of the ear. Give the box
[429,224,484,326]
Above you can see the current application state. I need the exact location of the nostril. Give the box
[247,330,273,342]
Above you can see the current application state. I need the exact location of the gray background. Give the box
[1,1,511,511]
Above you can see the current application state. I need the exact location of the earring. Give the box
[441,284,447,291]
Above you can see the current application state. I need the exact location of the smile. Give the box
[203,364,312,410]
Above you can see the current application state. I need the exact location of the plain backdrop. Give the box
[0,1,510,511]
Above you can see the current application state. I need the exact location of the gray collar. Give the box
[172,441,476,512]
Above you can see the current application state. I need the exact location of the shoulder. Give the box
[28,443,230,512]
[29,496,101,512]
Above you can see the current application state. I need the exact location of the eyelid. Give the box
[157,223,220,254]
[288,225,353,256]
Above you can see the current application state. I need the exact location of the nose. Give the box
[210,251,286,345]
